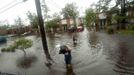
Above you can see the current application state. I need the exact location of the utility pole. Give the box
[121,0,125,15]
[120,0,126,29]
[35,0,52,60]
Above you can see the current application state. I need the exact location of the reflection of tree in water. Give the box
[66,65,75,75]
[16,55,37,69]
[47,35,56,56]
[113,42,134,75]
[89,31,99,48]
[88,31,103,58]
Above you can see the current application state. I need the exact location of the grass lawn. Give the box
[118,30,134,35]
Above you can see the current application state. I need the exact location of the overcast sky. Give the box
[0,0,99,25]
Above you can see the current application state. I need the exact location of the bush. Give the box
[107,27,114,34]
[132,27,134,30]
[1,38,32,53]
[1,48,6,52]
[6,48,10,52]
[9,45,16,52]
[128,25,134,30]
[118,30,134,35]
[1,45,16,52]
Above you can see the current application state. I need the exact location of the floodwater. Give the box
[0,29,134,75]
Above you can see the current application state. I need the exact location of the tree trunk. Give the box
[67,18,70,29]
[22,49,26,57]
[73,17,77,29]
[120,0,126,30]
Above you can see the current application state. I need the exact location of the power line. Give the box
[0,1,23,13]
[47,0,61,10]
[0,0,28,14]
[0,0,17,11]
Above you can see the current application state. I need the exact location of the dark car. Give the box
[67,27,77,33]
[76,26,84,32]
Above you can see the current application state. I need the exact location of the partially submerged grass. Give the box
[118,30,134,35]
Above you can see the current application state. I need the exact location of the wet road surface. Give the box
[0,29,134,75]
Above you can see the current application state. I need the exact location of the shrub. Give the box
[1,48,6,52]
[1,38,32,53]
[132,27,134,30]
[6,48,11,52]
[107,27,114,34]
[128,25,134,30]
[9,45,16,52]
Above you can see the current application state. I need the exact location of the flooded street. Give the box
[0,29,134,75]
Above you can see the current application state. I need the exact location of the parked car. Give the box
[67,27,76,33]
[0,36,7,44]
[76,26,84,32]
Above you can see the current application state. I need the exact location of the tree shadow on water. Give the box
[89,31,99,48]
[66,65,75,75]
[113,42,134,75]
[16,55,37,69]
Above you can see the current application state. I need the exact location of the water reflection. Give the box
[113,42,134,75]
[16,55,37,69]
[87,31,102,58]
[66,65,75,75]
[47,35,56,53]
[70,29,103,72]
[88,31,99,48]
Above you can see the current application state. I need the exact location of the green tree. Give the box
[45,12,61,33]
[61,3,79,28]
[45,20,56,31]
[14,38,33,56]
[52,12,60,18]
[1,38,33,57]
[0,25,10,29]
[95,0,112,12]
[45,19,60,33]
[14,17,25,35]
[112,0,134,29]
[85,8,96,27]
[41,0,50,21]
[14,17,24,26]
[26,11,38,30]
[0,21,10,29]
